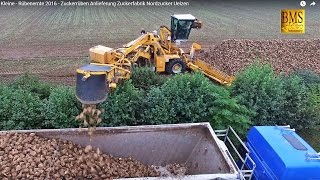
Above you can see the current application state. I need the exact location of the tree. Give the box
[231,63,285,126]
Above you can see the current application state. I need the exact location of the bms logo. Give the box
[281,9,305,34]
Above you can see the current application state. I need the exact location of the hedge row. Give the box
[0,75,81,130]
[231,63,320,129]
[0,65,319,134]
[99,72,252,135]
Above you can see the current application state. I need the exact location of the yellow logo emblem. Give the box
[281,9,305,34]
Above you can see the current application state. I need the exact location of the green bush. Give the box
[210,95,253,134]
[293,69,320,87]
[143,73,252,134]
[99,73,251,134]
[306,84,320,127]
[231,63,318,130]
[8,73,52,99]
[231,63,285,126]
[0,87,44,130]
[279,75,309,129]
[100,80,145,126]
[143,73,211,124]
[42,87,81,129]
[142,87,176,124]
[3,68,317,134]
[0,85,4,94]
[131,67,166,90]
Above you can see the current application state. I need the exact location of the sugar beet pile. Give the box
[198,39,320,75]
[0,133,164,179]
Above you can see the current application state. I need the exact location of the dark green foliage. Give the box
[210,97,253,134]
[0,67,318,136]
[0,87,44,130]
[142,87,174,124]
[8,73,52,99]
[143,73,252,134]
[0,85,4,94]
[131,67,166,90]
[42,87,81,129]
[306,84,320,127]
[99,73,252,134]
[99,81,145,126]
[231,63,285,126]
[280,75,309,129]
[231,63,318,130]
[293,69,320,87]
[144,73,212,123]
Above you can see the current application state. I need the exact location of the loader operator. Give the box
[177,21,188,40]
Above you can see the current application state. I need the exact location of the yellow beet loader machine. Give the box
[76,14,234,104]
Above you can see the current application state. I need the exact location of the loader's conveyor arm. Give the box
[187,59,234,86]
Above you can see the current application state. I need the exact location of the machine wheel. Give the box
[165,59,186,74]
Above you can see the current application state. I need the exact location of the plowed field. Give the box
[0,0,319,83]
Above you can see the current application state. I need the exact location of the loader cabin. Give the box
[171,14,202,42]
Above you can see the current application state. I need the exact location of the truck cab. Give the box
[170,14,202,42]
[216,125,320,180]
[245,126,320,180]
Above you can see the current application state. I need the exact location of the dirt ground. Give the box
[1,0,320,83]
[0,57,83,85]
[1,0,320,60]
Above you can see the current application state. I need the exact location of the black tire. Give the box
[165,59,187,74]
